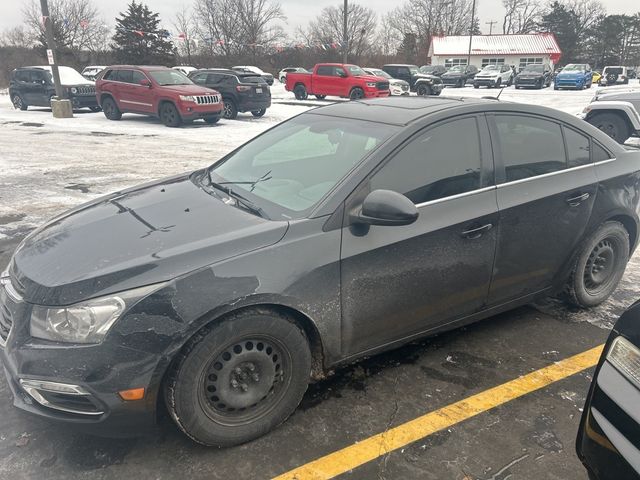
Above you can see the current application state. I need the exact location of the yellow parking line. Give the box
[273,344,604,480]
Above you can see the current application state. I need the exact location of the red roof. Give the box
[431,34,562,56]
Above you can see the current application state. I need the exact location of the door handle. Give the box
[461,223,493,239]
[566,192,590,207]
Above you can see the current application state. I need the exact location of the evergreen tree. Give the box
[111,1,175,64]
[539,2,580,63]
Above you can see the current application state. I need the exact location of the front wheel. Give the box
[223,99,238,119]
[251,109,266,118]
[165,310,312,447]
[564,221,629,308]
[417,84,431,96]
[101,97,122,120]
[160,102,182,127]
[349,88,364,100]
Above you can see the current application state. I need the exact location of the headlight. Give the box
[30,283,164,344]
[366,82,377,88]
[179,95,196,102]
[70,87,77,94]
[607,336,640,389]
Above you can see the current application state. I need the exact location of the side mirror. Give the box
[140,79,152,87]
[352,190,419,227]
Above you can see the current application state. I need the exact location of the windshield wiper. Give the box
[215,170,273,192]
[206,170,270,219]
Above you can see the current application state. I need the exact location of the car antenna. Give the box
[481,87,505,101]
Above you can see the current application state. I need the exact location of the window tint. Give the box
[564,127,591,167]
[102,69,115,80]
[117,70,133,83]
[131,71,146,84]
[316,66,333,76]
[370,117,483,204]
[495,115,566,182]
[593,143,613,162]
[15,71,30,82]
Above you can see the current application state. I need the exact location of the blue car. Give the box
[554,63,594,90]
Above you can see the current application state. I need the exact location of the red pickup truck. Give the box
[286,63,390,101]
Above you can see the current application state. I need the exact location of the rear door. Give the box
[27,70,49,106]
[486,113,598,305]
[313,65,334,95]
[340,115,498,355]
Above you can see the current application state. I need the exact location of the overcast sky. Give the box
[1,0,637,37]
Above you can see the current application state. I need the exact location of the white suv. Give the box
[600,66,630,86]
[473,64,513,88]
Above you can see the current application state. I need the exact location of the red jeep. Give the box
[95,66,223,127]
[286,63,390,101]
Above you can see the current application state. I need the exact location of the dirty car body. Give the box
[2,96,640,442]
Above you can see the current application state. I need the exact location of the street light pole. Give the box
[39,0,64,99]
[343,0,348,64]
[466,0,477,67]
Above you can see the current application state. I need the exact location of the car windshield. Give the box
[347,65,367,76]
[420,66,440,73]
[448,66,465,73]
[563,64,585,71]
[368,69,391,79]
[409,66,420,74]
[522,65,544,73]
[42,66,89,84]
[149,70,193,85]
[208,115,399,219]
[481,65,499,72]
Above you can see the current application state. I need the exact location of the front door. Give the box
[340,115,498,356]
[26,70,49,106]
[486,113,598,305]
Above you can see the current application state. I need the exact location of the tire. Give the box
[160,102,182,127]
[496,78,502,88]
[222,99,238,120]
[473,84,479,89]
[204,116,220,124]
[101,96,121,120]
[554,84,559,91]
[564,221,629,308]
[417,84,431,96]
[251,109,266,118]
[164,309,312,447]
[315,95,326,100]
[588,113,631,144]
[587,81,592,89]
[536,79,543,90]
[12,94,28,111]
[515,85,520,89]
[280,76,286,83]
[293,84,308,100]
[349,88,364,100]
[457,79,464,88]
[89,106,102,112]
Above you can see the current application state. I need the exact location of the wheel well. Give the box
[608,214,637,254]
[294,82,305,90]
[157,99,174,115]
[588,110,634,132]
[99,93,114,106]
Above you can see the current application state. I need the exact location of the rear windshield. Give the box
[603,67,623,75]
[149,70,193,86]
[240,76,267,84]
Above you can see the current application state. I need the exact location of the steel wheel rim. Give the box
[351,90,363,100]
[104,101,113,117]
[583,238,617,294]
[162,105,176,124]
[223,101,233,118]
[12,95,22,109]
[198,336,291,426]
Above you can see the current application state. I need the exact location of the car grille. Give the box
[376,82,390,91]
[517,78,538,84]
[0,276,21,347]
[195,94,220,105]
[75,85,95,96]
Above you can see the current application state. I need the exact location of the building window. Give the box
[444,58,468,67]
[481,58,505,67]
[519,57,543,69]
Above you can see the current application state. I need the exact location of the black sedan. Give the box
[2,97,640,447]
[577,303,640,479]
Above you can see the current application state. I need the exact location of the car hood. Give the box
[390,79,409,87]
[442,72,465,77]
[11,172,288,305]
[414,73,439,81]
[356,74,387,83]
[156,84,218,95]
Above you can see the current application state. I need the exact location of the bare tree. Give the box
[564,0,606,38]
[0,26,31,48]
[502,0,542,34]
[173,5,197,63]
[23,0,109,52]
[305,3,377,58]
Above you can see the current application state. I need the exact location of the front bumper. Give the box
[364,89,390,98]
[555,78,584,89]
[442,76,464,86]
[577,361,640,479]
[390,85,410,96]
[515,77,542,87]
[178,101,224,121]
[70,95,99,109]
[474,77,500,87]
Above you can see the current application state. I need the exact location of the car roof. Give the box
[106,65,170,71]
[383,64,418,67]
[306,96,588,128]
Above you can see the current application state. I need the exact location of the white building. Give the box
[428,34,563,70]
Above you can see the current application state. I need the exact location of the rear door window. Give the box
[131,71,146,85]
[316,66,333,76]
[563,127,591,167]
[494,115,566,182]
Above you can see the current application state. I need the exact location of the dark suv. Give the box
[96,66,223,127]
[9,66,99,111]
[381,64,443,95]
[441,65,479,87]
[189,69,271,119]
[514,64,552,89]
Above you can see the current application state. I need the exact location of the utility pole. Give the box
[466,0,477,67]
[39,0,64,99]
[342,0,348,64]
[485,20,496,35]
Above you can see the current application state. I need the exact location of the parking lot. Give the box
[1,82,640,479]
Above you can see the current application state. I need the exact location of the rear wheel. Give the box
[349,88,364,100]
[251,109,266,118]
[417,84,431,96]
[165,310,312,447]
[204,116,220,124]
[294,84,308,100]
[101,97,121,120]
[12,94,27,111]
[160,102,182,127]
[588,112,631,144]
[222,99,238,119]
[564,221,629,308]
